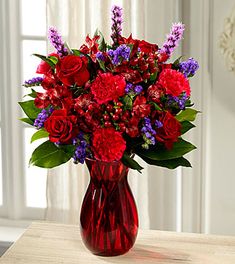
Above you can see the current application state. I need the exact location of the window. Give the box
[0,0,47,222]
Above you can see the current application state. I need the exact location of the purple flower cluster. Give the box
[125,83,143,94]
[23,77,43,87]
[72,133,88,164]
[48,27,68,57]
[160,22,185,56]
[167,92,188,110]
[111,5,123,45]
[179,58,199,77]
[141,118,157,149]
[34,107,53,129]
[96,51,105,61]
[108,44,131,65]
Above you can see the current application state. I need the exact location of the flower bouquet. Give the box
[19,5,199,256]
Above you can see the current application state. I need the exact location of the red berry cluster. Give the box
[102,102,131,132]
[130,52,158,81]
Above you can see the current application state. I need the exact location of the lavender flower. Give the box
[34,107,53,129]
[48,27,68,57]
[73,133,89,164]
[108,44,131,65]
[141,118,156,149]
[96,51,105,61]
[167,92,188,110]
[125,83,143,95]
[179,58,199,77]
[160,22,185,57]
[23,77,43,87]
[155,120,163,128]
[111,5,123,45]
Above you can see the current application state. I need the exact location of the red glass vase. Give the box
[80,158,138,256]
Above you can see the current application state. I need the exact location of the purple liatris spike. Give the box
[111,5,123,45]
[179,58,199,77]
[48,27,68,57]
[23,77,43,87]
[160,22,185,57]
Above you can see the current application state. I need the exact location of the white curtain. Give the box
[45,0,179,230]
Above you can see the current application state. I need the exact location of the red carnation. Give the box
[157,69,191,97]
[44,109,77,144]
[156,111,181,149]
[56,55,90,87]
[92,128,126,162]
[91,73,126,104]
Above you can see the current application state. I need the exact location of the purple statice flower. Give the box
[141,117,156,149]
[23,77,43,87]
[160,22,185,57]
[108,44,131,65]
[179,58,199,77]
[155,120,163,128]
[73,133,88,164]
[134,85,143,94]
[167,92,188,110]
[34,107,53,129]
[96,51,105,61]
[48,27,68,57]
[111,5,123,45]
[125,83,143,95]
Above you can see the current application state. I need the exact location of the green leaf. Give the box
[176,108,200,122]
[19,117,34,126]
[172,56,183,68]
[139,155,192,169]
[150,70,158,82]
[33,54,56,68]
[149,101,162,110]
[29,141,75,168]
[24,89,37,98]
[48,55,58,65]
[72,49,83,56]
[122,95,133,110]
[98,60,106,72]
[94,29,106,51]
[19,100,41,120]
[122,153,143,173]
[31,130,49,143]
[135,138,196,161]
[181,121,195,135]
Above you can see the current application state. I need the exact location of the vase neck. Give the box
[85,159,129,182]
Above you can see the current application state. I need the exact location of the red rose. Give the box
[91,73,126,104]
[139,40,158,54]
[92,128,126,162]
[44,109,77,143]
[157,69,191,97]
[133,96,151,118]
[56,55,90,87]
[156,111,181,149]
[36,53,59,75]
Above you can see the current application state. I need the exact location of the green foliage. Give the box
[19,100,41,120]
[181,121,196,135]
[176,108,200,122]
[122,153,143,173]
[122,95,133,110]
[135,138,196,161]
[29,141,75,168]
[172,56,183,68]
[149,101,162,111]
[98,60,106,72]
[31,130,49,143]
[72,49,83,56]
[24,89,37,98]
[33,54,58,69]
[19,117,34,126]
[139,155,192,169]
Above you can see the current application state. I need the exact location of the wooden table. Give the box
[0,222,235,263]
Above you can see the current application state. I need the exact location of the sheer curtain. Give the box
[45,0,178,229]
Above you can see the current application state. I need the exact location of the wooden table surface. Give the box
[0,222,235,264]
